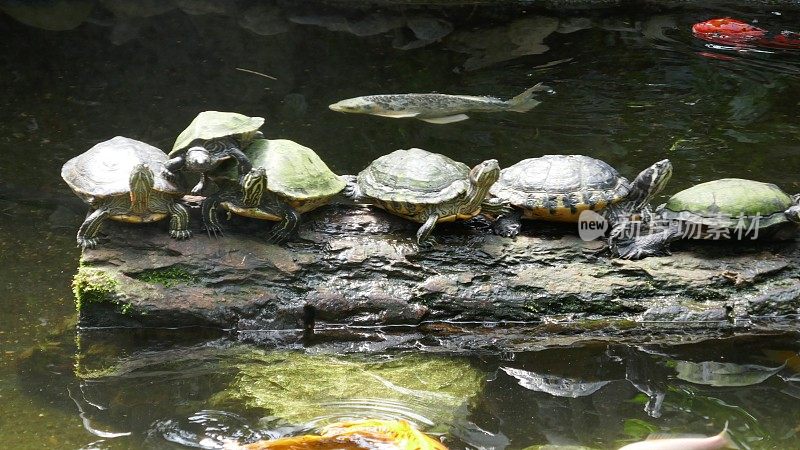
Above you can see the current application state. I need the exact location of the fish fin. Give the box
[506,82,551,112]
[420,114,469,124]
[372,112,419,118]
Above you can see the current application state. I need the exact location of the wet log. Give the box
[74,201,800,334]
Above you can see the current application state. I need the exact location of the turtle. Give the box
[615,178,800,259]
[202,138,346,243]
[488,155,673,238]
[344,148,510,247]
[167,110,265,194]
[61,136,192,249]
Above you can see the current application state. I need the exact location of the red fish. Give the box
[692,18,800,50]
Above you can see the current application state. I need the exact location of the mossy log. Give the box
[74,201,800,334]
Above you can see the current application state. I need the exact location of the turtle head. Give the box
[129,164,155,191]
[241,167,268,207]
[469,159,501,188]
[185,145,215,172]
[329,97,382,114]
[129,164,154,211]
[463,159,501,212]
[786,205,800,224]
[629,159,673,208]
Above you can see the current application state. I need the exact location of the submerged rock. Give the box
[446,16,559,70]
[0,0,94,31]
[210,350,484,428]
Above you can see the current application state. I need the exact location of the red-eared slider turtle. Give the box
[344,148,509,247]
[61,136,192,249]
[616,178,800,259]
[489,155,673,237]
[202,139,346,243]
[167,111,264,194]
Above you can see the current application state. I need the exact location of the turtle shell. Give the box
[358,148,470,205]
[490,155,631,221]
[661,178,793,229]
[171,111,264,156]
[223,139,346,200]
[61,136,182,202]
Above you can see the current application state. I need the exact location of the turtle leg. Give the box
[492,209,523,238]
[191,173,209,196]
[201,193,224,238]
[163,156,185,183]
[612,224,682,260]
[480,197,513,217]
[228,147,253,176]
[340,175,364,202]
[264,203,301,244]
[416,214,440,248]
[167,201,192,240]
[77,208,111,250]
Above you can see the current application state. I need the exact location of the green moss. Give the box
[72,267,120,311]
[133,266,198,287]
[211,351,485,429]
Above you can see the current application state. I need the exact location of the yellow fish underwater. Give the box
[226,418,448,450]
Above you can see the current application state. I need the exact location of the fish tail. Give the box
[506,82,551,112]
[719,421,739,449]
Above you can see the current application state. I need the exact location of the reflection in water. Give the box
[500,367,610,398]
[14,329,800,448]
[674,360,786,387]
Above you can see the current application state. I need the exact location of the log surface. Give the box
[75,202,800,334]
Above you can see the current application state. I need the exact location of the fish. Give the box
[328,83,550,124]
[692,18,800,50]
[225,418,448,450]
[617,422,737,450]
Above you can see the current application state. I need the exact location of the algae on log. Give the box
[73,204,800,332]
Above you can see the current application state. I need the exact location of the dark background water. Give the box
[1,0,800,448]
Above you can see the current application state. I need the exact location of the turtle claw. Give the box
[190,183,205,196]
[203,224,223,239]
[170,229,193,240]
[417,236,438,249]
[494,221,520,238]
[265,227,291,244]
[492,215,521,238]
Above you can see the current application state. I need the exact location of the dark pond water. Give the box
[1,0,800,449]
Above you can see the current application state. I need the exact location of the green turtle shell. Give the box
[217,139,345,212]
[61,136,183,203]
[489,155,631,221]
[170,111,264,156]
[358,148,470,206]
[661,178,793,229]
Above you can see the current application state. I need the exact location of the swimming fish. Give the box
[617,423,737,450]
[328,83,550,124]
[692,18,800,50]
[226,418,448,450]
